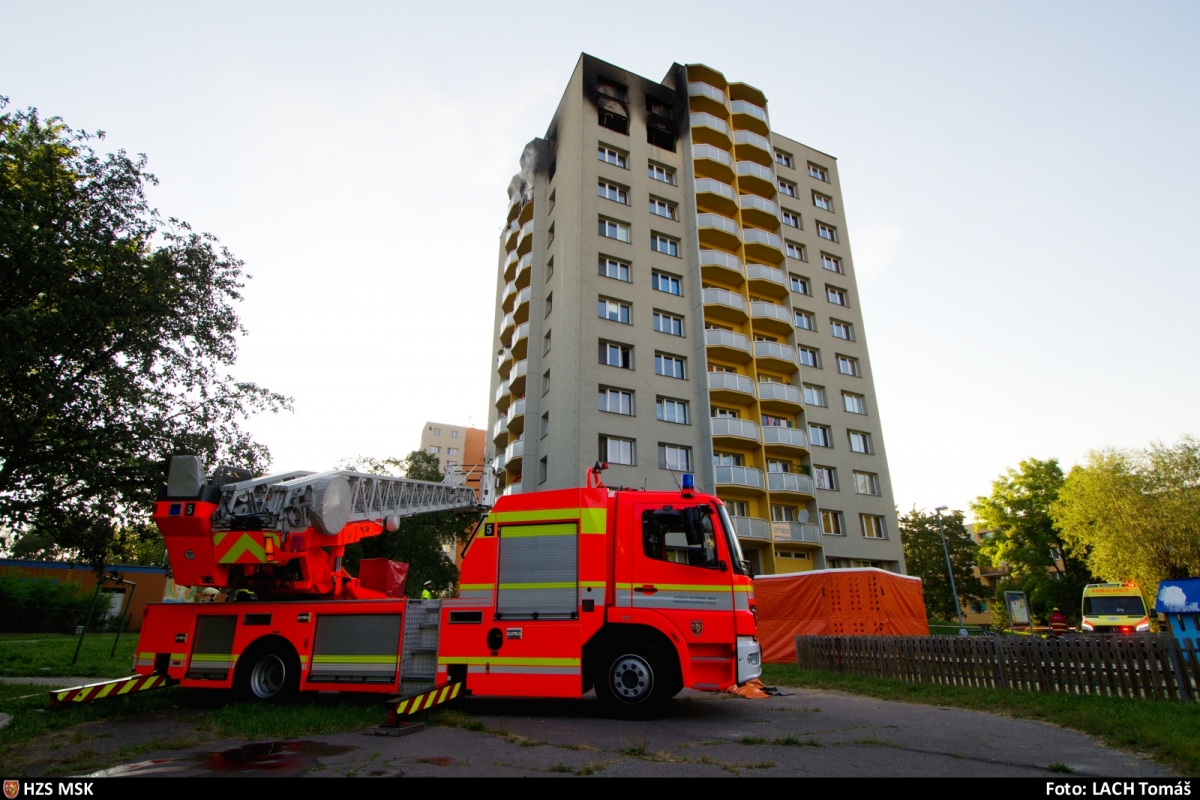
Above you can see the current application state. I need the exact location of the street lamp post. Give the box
[935,506,969,637]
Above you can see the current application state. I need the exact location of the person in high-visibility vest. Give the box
[1048,607,1069,637]
[421,580,433,600]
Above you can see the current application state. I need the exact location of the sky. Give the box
[4,1,1198,518]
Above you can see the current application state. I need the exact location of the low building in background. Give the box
[0,559,168,632]
[419,421,486,499]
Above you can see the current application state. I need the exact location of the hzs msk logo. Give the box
[690,620,703,636]
[4,780,19,800]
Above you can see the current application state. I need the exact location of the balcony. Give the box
[772,521,821,545]
[715,465,765,492]
[513,286,533,323]
[733,129,773,166]
[690,112,731,148]
[762,425,809,453]
[694,178,737,216]
[736,161,776,197]
[508,359,528,395]
[699,249,744,285]
[517,197,535,225]
[501,281,518,313]
[705,328,752,363]
[506,397,526,436]
[730,98,770,136]
[757,382,803,413]
[702,287,748,324]
[767,472,815,497]
[687,82,728,116]
[743,228,785,264]
[746,263,788,299]
[739,194,779,229]
[731,516,771,541]
[499,312,516,346]
[753,340,797,370]
[492,453,506,473]
[697,213,741,251]
[511,322,530,360]
[516,220,535,256]
[707,371,756,405]
[711,416,761,443]
[492,418,508,445]
[692,144,733,181]
[514,253,533,289]
[497,349,514,379]
[502,481,523,497]
[504,220,520,251]
[750,300,793,336]
[506,193,521,223]
[504,439,524,473]
[503,250,519,282]
[494,379,511,411]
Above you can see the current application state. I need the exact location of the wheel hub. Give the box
[611,655,652,701]
[249,654,286,699]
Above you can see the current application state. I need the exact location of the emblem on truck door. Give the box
[690,620,704,636]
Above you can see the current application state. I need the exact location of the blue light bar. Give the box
[682,473,695,490]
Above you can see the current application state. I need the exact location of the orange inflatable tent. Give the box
[754,568,931,663]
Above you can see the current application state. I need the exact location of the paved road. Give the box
[83,688,1173,778]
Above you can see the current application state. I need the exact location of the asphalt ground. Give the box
[64,687,1173,778]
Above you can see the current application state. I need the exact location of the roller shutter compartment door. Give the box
[496,522,578,618]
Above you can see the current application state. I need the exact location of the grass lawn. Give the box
[0,634,140,679]
[761,663,1200,776]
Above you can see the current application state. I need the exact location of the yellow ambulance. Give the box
[1081,583,1150,634]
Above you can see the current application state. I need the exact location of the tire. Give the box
[593,637,674,719]
[233,638,300,702]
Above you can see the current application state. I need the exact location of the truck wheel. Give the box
[593,639,672,719]
[234,639,300,702]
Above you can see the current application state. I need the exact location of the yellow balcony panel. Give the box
[516,220,535,256]
[699,249,744,286]
[514,253,533,289]
[728,82,768,108]
[697,213,741,252]
[707,371,757,406]
[496,348,514,379]
[505,397,526,436]
[694,178,737,217]
[503,250,519,283]
[757,381,803,414]
[692,144,734,182]
[714,465,766,497]
[504,219,520,251]
[750,300,793,336]
[511,321,530,360]
[492,417,508,446]
[508,359,528,396]
[711,416,762,445]
[739,194,780,229]
[762,425,810,457]
[736,161,777,198]
[746,263,789,299]
[743,228,785,265]
[731,99,770,137]
[494,379,511,411]
[504,439,524,474]
[767,471,815,498]
[499,311,516,347]
[501,281,518,313]
[733,130,773,166]
[513,286,533,324]
[686,64,728,91]
[518,199,535,225]
[702,287,748,325]
[687,81,729,117]
[690,112,731,148]
[753,339,797,372]
[705,328,753,364]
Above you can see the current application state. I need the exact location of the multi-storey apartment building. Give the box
[485,54,904,576]
[419,421,486,498]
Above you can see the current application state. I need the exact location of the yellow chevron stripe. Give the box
[451,683,462,699]
[96,683,116,699]
[397,699,409,714]
[118,679,137,695]
[439,685,451,703]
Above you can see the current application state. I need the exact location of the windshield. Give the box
[715,503,749,576]
[1084,596,1146,616]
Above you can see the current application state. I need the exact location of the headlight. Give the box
[1082,620,1094,631]
[1136,622,1150,632]
[748,652,760,666]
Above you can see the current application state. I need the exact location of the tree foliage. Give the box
[971,458,1094,622]
[899,508,985,621]
[1053,436,1200,603]
[0,100,289,570]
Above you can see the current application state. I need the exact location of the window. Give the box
[652,271,682,295]
[775,150,794,168]
[641,507,720,567]
[653,311,683,336]
[428,446,441,454]
[836,355,860,377]
[808,163,829,182]
[646,96,673,119]
[450,430,459,438]
[777,549,810,561]
[598,180,628,204]
[803,384,827,407]
[659,444,692,471]
[830,320,854,340]
[548,190,556,212]
[600,435,635,466]
[545,292,553,317]
[767,459,791,474]
[651,233,679,257]
[542,369,550,396]
[817,222,838,242]
[782,210,801,229]
[778,179,797,197]
[598,145,628,168]
[713,452,744,467]
[854,471,880,496]
[826,287,848,306]
[809,423,832,448]
[548,158,556,182]
[771,505,796,522]
[848,430,873,454]
[762,414,791,428]
[790,274,810,295]
[599,217,630,242]
[655,353,686,379]
[598,298,631,324]
[799,347,820,368]
[814,466,838,490]
[813,192,834,212]
[538,457,548,484]
[598,387,634,415]
[599,341,633,369]
[448,447,459,456]
[656,397,689,424]
[540,412,549,437]
[727,500,749,517]
[861,514,888,539]
[599,106,629,134]
[711,406,739,419]
[821,509,844,535]
[546,257,555,281]
[648,163,675,185]
[649,198,677,220]
[786,241,806,261]
[821,253,842,273]
[543,331,552,354]
[598,78,627,101]
[431,427,442,436]
[599,256,631,282]
[843,392,867,414]
[547,223,555,246]
[793,310,813,331]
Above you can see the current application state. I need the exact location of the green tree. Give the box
[1053,436,1200,604]
[0,100,289,570]
[342,450,472,597]
[971,458,1094,622]
[899,508,985,621]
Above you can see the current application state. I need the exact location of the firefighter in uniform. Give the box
[1048,607,1069,637]
[421,580,433,600]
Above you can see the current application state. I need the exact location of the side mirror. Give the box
[743,560,755,579]
[716,560,728,572]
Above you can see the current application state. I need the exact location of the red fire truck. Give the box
[128,456,761,716]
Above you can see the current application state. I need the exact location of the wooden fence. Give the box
[794,634,1200,702]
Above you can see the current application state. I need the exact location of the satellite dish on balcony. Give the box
[798,509,810,523]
